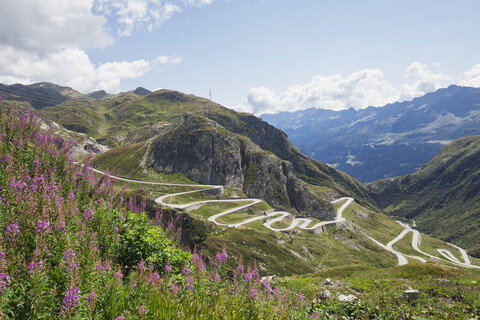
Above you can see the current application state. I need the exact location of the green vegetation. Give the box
[281,263,480,319]
[367,135,480,257]
[4,85,480,318]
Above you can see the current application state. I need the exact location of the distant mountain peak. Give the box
[132,87,151,96]
[0,82,83,109]
[87,90,108,99]
[262,85,480,182]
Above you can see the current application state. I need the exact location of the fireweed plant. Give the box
[0,107,311,319]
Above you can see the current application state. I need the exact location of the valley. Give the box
[262,85,480,183]
[92,168,480,272]
[2,82,480,318]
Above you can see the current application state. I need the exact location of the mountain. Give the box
[262,85,480,182]
[132,87,152,96]
[87,90,108,99]
[0,82,375,218]
[28,84,418,274]
[366,135,480,257]
[86,90,377,217]
[3,107,479,319]
[0,82,83,109]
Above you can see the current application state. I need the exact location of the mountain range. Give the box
[1,81,479,266]
[262,85,480,182]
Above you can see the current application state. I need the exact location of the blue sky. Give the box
[1,0,480,115]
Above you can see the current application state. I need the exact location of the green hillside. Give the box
[3,83,480,318]
[367,135,480,257]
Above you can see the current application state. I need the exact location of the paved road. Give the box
[92,168,479,268]
[385,222,480,269]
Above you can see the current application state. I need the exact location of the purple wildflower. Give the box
[28,260,43,274]
[186,276,194,291]
[64,249,76,260]
[164,263,172,273]
[5,222,20,237]
[170,280,179,294]
[297,290,304,301]
[236,264,244,274]
[61,286,81,312]
[0,273,11,294]
[36,220,50,234]
[86,290,97,309]
[114,316,125,320]
[115,270,123,281]
[274,285,280,297]
[213,273,221,282]
[139,305,147,316]
[192,253,200,265]
[181,265,190,276]
[86,290,97,302]
[137,259,146,272]
[64,249,77,271]
[196,261,205,272]
[262,280,271,292]
[148,272,160,285]
[83,208,94,222]
[248,287,258,300]
[244,272,253,281]
[214,249,228,265]
[55,220,65,234]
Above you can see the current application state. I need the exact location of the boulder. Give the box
[403,289,419,300]
[338,294,357,302]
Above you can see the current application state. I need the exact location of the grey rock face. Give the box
[148,113,334,220]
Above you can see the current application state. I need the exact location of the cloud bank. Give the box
[237,62,477,115]
[0,0,210,93]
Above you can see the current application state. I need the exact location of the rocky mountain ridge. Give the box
[148,112,334,218]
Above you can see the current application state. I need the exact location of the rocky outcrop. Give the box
[148,113,334,219]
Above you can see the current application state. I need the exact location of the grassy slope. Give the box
[38,89,378,211]
[367,135,480,257]
[114,175,480,282]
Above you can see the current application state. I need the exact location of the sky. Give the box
[1,0,480,115]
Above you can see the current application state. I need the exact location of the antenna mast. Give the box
[209,89,212,101]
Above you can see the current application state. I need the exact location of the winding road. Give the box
[92,168,479,269]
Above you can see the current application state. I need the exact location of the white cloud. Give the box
[460,64,480,87]
[0,0,195,94]
[182,0,213,6]
[399,62,451,101]
[153,55,183,65]
[0,48,181,93]
[0,0,112,54]
[94,0,215,37]
[237,63,466,116]
[238,69,399,115]
[93,0,183,37]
